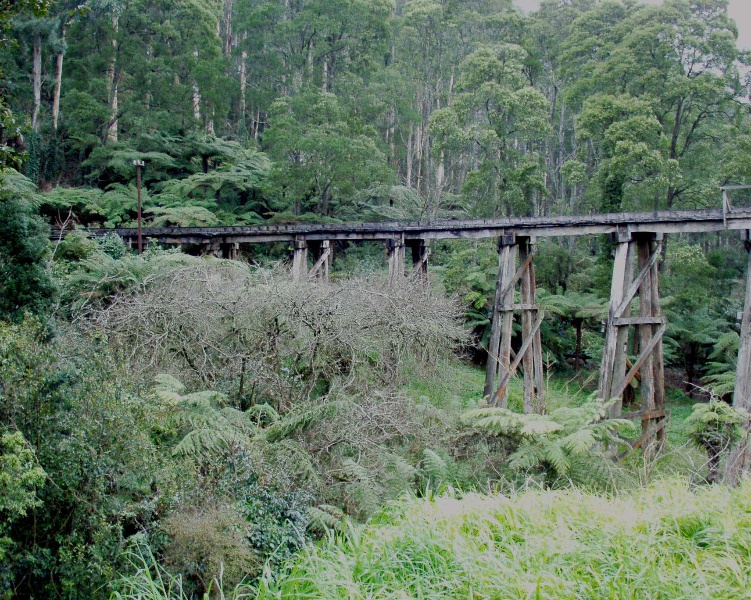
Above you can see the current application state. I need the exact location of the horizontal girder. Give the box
[52,208,751,245]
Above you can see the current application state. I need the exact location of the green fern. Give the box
[155,376,258,458]
[686,400,749,483]
[307,504,346,535]
[264,402,336,443]
[421,448,450,486]
[463,400,634,486]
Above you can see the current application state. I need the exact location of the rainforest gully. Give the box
[2,0,751,598]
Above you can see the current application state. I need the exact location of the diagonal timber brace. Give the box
[484,236,545,412]
[598,232,666,449]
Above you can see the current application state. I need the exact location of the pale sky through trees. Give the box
[514,0,751,49]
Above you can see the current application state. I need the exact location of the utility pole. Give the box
[133,159,145,254]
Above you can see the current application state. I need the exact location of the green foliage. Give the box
[255,479,751,599]
[0,317,166,597]
[462,400,634,486]
[704,331,740,398]
[686,399,748,483]
[0,170,56,320]
[0,430,45,522]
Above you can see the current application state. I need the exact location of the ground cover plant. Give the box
[255,479,751,599]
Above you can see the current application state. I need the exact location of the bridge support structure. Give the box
[308,240,332,282]
[598,231,666,450]
[408,239,430,282]
[484,235,544,412]
[387,237,406,287]
[726,231,751,483]
[291,237,308,282]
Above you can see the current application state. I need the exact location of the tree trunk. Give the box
[105,17,119,143]
[239,50,247,130]
[52,26,65,132]
[31,33,42,132]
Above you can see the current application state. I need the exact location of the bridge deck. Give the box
[53,208,751,244]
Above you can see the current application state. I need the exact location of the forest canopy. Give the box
[0,0,748,225]
[2,1,751,599]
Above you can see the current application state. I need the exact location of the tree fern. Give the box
[264,402,337,443]
[307,504,346,535]
[463,400,634,486]
[686,400,749,483]
[156,376,258,459]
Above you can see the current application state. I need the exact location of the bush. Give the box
[256,479,751,599]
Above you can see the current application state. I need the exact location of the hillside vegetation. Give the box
[255,479,751,599]
[2,0,751,598]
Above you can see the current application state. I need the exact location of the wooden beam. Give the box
[308,240,331,281]
[613,245,661,319]
[58,207,751,246]
[609,323,667,402]
[726,241,751,484]
[484,241,517,402]
[491,312,544,407]
[291,238,308,282]
[613,316,665,326]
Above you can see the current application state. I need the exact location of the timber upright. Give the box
[598,231,666,451]
[484,235,545,413]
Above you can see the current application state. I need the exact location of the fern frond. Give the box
[171,427,246,457]
[153,373,186,394]
[265,402,335,443]
[246,403,280,426]
[519,416,563,437]
[272,439,321,485]
[339,458,372,483]
[421,449,450,484]
[307,505,346,534]
[461,407,523,433]
[543,442,571,477]
[508,443,546,472]
[561,428,597,456]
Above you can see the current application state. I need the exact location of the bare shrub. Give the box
[90,262,467,409]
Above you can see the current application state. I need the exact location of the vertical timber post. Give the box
[519,237,545,414]
[726,231,751,484]
[637,233,665,448]
[599,231,666,450]
[599,231,636,418]
[484,235,517,405]
[408,239,430,283]
[387,236,405,287]
[292,237,308,282]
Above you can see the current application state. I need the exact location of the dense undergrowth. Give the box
[1,177,750,598]
[255,479,751,599]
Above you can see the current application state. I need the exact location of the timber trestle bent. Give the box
[54,207,751,450]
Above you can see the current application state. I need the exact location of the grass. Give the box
[255,478,751,599]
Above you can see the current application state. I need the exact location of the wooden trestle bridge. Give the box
[63,206,751,451]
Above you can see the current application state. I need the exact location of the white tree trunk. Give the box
[31,34,42,132]
[105,17,119,143]
[52,27,66,132]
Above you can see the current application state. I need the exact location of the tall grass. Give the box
[255,478,751,599]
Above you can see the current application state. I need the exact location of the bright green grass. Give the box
[255,479,751,599]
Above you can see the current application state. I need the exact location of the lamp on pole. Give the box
[133,159,145,254]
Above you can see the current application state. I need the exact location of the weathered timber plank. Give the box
[53,208,751,245]
[612,316,665,326]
